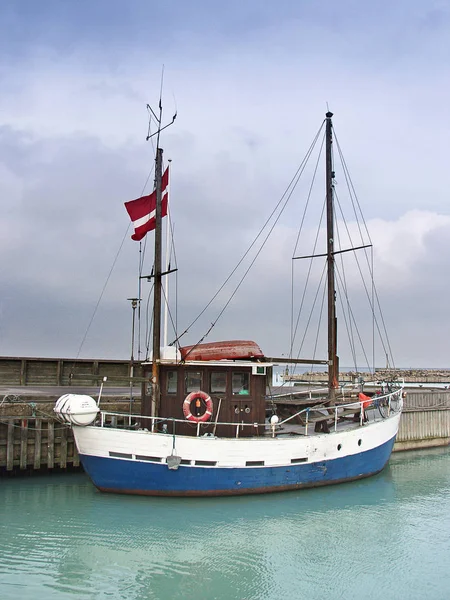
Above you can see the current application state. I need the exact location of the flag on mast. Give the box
[125,167,169,241]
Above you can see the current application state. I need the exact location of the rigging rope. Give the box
[287,121,398,384]
[73,160,156,367]
[334,263,372,374]
[332,205,357,369]
[334,131,395,368]
[333,187,391,366]
[178,120,326,355]
[291,260,327,382]
[290,130,326,359]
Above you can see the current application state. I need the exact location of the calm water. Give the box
[1,449,450,600]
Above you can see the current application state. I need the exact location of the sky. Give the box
[1,0,450,369]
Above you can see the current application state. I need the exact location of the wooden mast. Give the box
[326,111,339,399]
[151,147,163,418]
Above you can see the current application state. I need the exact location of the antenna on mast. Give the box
[146,67,177,144]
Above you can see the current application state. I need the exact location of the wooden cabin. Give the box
[141,358,272,437]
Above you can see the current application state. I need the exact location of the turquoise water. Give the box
[1,448,450,600]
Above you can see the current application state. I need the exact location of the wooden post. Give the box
[20,419,28,469]
[60,425,68,469]
[7,421,14,471]
[47,420,54,469]
[73,444,80,467]
[34,418,42,469]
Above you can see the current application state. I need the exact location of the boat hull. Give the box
[73,413,401,497]
[79,436,395,496]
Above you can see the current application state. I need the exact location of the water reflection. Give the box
[0,447,449,600]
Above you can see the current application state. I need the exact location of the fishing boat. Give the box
[55,110,403,496]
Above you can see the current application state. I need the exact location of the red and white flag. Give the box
[124,167,169,241]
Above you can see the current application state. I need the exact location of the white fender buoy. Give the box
[54,394,99,426]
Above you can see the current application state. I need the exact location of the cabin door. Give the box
[232,399,254,437]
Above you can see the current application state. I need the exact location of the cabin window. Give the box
[232,372,250,395]
[166,371,178,394]
[211,372,227,394]
[185,371,202,393]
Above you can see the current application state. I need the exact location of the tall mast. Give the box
[151,147,163,417]
[326,111,338,399]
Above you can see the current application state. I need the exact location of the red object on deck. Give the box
[358,392,373,409]
[180,340,265,362]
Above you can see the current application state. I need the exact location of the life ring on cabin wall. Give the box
[183,391,213,423]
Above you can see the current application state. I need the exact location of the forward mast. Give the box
[325,111,339,400]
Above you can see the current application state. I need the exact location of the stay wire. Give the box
[161,281,178,353]
[144,178,180,355]
[333,207,358,370]
[290,132,326,359]
[74,224,131,362]
[334,263,372,374]
[144,281,155,358]
[183,126,326,360]
[290,197,326,361]
[138,159,157,359]
[309,269,328,381]
[290,260,327,380]
[173,120,326,348]
[333,187,391,363]
[74,160,155,365]
[334,131,395,368]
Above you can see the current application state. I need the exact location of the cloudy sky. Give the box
[1,0,449,369]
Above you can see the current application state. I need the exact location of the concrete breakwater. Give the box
[287,369,450,384]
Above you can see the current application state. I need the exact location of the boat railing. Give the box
[269,381,367,400]
[268,385,330,400]
[97,386,403,438]
[278,386,403,435]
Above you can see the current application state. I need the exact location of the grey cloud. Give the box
[1,3,450,369]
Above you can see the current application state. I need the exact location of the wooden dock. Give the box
[0,417,79,471]
[0,355,142,387]
[0,371,139,472]
[0,354,142,472]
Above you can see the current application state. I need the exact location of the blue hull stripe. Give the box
[79,435,397,497]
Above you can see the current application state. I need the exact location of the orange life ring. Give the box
[183,391,213,423]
